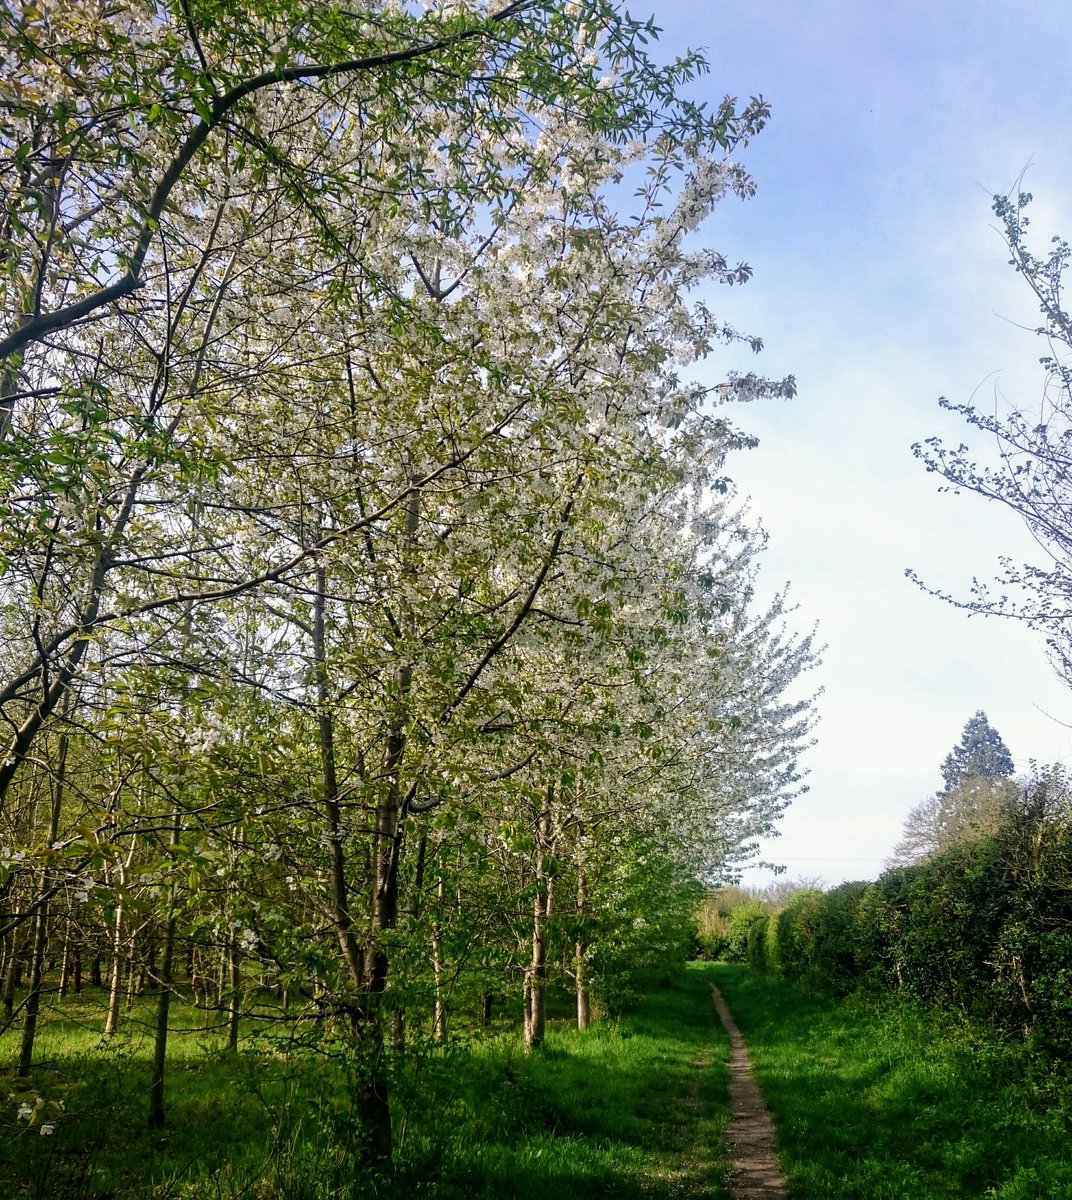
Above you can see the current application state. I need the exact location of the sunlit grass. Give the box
[712,963,1072,1200]
[1,968,733,1199]
[387,964,734,1198]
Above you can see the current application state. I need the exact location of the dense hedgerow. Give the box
[736,784,1072,1058]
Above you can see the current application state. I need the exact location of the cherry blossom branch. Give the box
[0,0,537,368]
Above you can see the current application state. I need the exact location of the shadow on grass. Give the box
[1,993,281,1200]
[392,964,732,1199]
[712,963,1072,1200]
[1,968,734,1200]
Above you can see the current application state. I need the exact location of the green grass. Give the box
[1,968,733,1199]
[398,965,733,1199]
[1,991,285,1200]
[712,963,1072,1200]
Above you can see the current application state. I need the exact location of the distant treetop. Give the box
[940,710,1014,792]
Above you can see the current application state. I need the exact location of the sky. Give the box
[646,0,1072,887]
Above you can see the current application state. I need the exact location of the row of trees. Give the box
[0,0,816,1163]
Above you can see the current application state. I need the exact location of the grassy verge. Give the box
[712,963,1072,1200]
[1,966,732,1199]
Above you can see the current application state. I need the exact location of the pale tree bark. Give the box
[104,836,138,1037]
[58,919,72,997]
[524,785,555,1051]
[432,872,448,1042]
[227,934,241,1052]
[575,863,591,1032]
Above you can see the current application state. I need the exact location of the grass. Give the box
[1,991,285,1200]
[712,962,1072,1200]
[0,967,733,1199]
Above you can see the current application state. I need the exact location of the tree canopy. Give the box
[887,711,1015,867]
[0,0,817,1163]
[939,710,1015,792]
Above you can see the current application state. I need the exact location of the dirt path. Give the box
[710,984,791,1200]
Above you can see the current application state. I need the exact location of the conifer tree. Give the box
[940,710,1015,792]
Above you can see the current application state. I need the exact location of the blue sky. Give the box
[647,0,1072,884]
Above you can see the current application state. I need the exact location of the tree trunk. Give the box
[147,913,175,1127]
[432,873,447,1042]
[2,929,22,1023]
[16,897,48,1076]
[148,820,179,1129]
[525,785,555,1051]
[17,734,66,1074]
[227,938,241,1051]
[104,909,126,1035]
[575,867,590,1031]
[105,838,137,1036]
[575,942,591,1031]
[58,920,71,997]
[312,560,394,1161]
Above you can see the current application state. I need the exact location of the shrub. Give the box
[811,881,872,993]
[746,910,772,973]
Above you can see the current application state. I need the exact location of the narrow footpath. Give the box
[711,984,791,1200]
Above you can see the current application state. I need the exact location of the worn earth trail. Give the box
[710,984,791,1200]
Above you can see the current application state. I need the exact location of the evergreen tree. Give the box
[940,711,1014,792]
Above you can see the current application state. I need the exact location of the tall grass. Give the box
[713,963,1072,1199]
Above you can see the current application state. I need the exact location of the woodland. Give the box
[6,4,1071,1198]
[0,2,818,1194]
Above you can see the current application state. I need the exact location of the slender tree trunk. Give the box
[312,561,395,1161]
[575,943,591,1031]
[17,732,66,1074]
[216,946,226,1006]
[525,894,548,1049]
[2,929,22,1023]
[355,478,422,1161]
[227,938,241,1051]
[356,778,403,1161]
[313,567,365,988]
[432,873,447,1042]
[525,785,555,1051]
[575,866,590,1031]
[105,838,137,1036]
[16,897,49,1076]
[105,919,125,1034]
[147,914,175,1127]
[148,822,179,1129]
[58,919,71,997]
[144,936,157,994]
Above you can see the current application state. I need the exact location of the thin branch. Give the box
[0,0,538,367]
